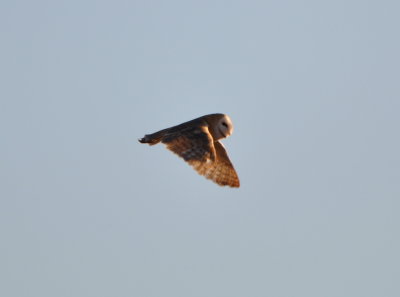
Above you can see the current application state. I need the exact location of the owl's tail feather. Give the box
[138,129,168,145]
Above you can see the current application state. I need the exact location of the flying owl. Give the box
[139,113,240,188]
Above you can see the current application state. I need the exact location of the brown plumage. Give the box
[139,113,240,188]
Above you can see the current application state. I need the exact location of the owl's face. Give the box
[214,115,234,140]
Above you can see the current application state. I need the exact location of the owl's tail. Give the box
[138,129,168,145]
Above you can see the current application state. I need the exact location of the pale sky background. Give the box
[1,1,399,297]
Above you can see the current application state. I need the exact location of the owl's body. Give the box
[139,113,240,188]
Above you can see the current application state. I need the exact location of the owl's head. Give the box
[212,114,234,140]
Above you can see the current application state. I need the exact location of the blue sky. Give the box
[1,1,399,296]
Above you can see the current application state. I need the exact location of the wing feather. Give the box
[162,125,216,162]
[161,126,239,187]
[209,141,240,187]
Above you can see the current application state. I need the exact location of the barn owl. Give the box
[139,113,240,188]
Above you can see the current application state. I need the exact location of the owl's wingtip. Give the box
[138,133,163,145]
[228,181,240,188]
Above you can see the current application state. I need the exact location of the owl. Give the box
[139,113,240,188]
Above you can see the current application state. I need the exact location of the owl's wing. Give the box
[197,141,240,188]
[161,124,216,163]
[161,125,239,188]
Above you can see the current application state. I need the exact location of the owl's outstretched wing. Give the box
[207,141,240,187]
[161,125,240,188]
[162,124,216,164]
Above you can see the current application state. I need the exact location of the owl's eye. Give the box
[222,122,228,127]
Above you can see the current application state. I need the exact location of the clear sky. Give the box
[1,1,399,297]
